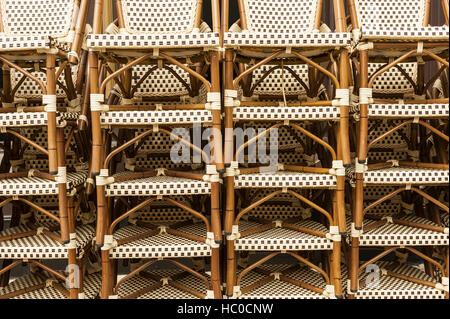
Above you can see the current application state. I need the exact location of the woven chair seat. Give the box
[223,32,351,48]
[100,110,212,127]
[236,264,330,299]
[360,25,449,42]
[87,32,219,50]
[0,171,88,196]
[0,272,101,299]
[115,269,211,299]
[0,111,80,128]
[351,261,446,299]
[367,103,449,119]
[345,215,449,247]
[109,223,211,259]
[0,224,95,259]
[235,171,336,189]
[105,174,211,197]
[347,166,448,185]
[0,35,70,53]
[233,106,340,121]
[235,219,333,251]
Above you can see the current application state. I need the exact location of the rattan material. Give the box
[0,224,95,259]
[367,104,449,118]
[237,264,329,299]
[352,261,447,299]
[235,171,336,189]
[224,26,351,48]
[105,175,211,197]
[363,167,448,185]
[235,219,333,251]
[100,110,213,126]
[354,0,449,41]
[0,171,87,196]
[234,106,340,121]
[109,223,210,259]
[0,272,101,299]
[346,215,449,246]
[116,269,209,299]
[0,0,74,51]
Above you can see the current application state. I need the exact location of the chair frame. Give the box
[348,0,450,298]
[89,0,223,299]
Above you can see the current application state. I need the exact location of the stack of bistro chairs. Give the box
[86,0,224,299]
[347,0,449,299]
[221,0,352,299]
[0,0,101,299]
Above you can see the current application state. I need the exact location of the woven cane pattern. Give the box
[223,31,351,48]
[235,171,336,189]
[105,175,210,197]
[117,271,207,299]
[0,272,101,299]
[0,171,87,196]
[369,63,417,95]
[11,66,78,99]
[345,215,449,246]
[234,106,340,121]
[251,64,310,95]
[354,0,449,41]
[243,0,318,33]
[0,0,73,38]
[121,0,198,34]
[239,264,328,299]
[87,32,219,50]
[354,261,446,299]
[368,104,449,118]
[364,167,448,185]
[109,224,210,259]
[235,219,333,251]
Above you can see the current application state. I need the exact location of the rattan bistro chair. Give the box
[222,0,353,299]
[87,1,223,297]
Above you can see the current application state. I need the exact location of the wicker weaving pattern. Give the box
[369,63,416,95]
[105,175,211,197]
[252,64,309,95]
[0,0,73,37]
[117,271,207,299]
[354,261,446,299]
[87,32,219,49]
[345,215,449,246]
[109,224,210,259]
[354,0,449,41]
[235,219,333,251]
[11,66,78,99]
[234,106,340,121]
[238,264,328,299]
[121,0,198,34]
[0,224,95,259]
[223,31,351,47]
[368,104,449,118]
[235,171,336,189]
[0,272,101,299]
[0,172,87,196]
